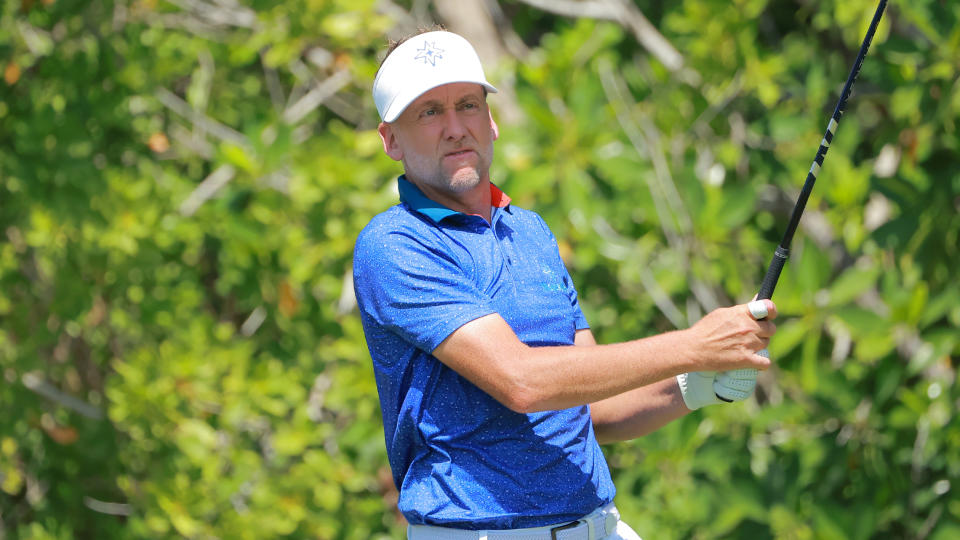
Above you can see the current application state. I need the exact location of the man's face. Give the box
[378,82,499,194]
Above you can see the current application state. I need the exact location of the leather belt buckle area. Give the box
[549,519,582,540]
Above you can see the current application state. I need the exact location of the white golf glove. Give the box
[677,369,757,410]
[714,367,759,402]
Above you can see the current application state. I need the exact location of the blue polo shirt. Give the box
[353,176,615,530]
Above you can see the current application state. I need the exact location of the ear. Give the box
[378,122,404,161]
[489,110,499,141]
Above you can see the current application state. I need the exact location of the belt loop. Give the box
[550,520,580,540]
[586,517,596,539]
[478,531,488,540]
[604,512,618,537]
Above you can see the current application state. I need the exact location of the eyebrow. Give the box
[416,99,444,109]
[416,94,483,109]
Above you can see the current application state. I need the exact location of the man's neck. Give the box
[410,177,493,222]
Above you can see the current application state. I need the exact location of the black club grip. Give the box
[757,246,790,301]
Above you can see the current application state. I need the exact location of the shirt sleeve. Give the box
[354,225,497,355]
[563,263,590,331]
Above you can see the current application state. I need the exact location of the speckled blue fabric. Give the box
[353,176,615,530]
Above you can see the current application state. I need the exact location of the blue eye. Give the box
[458,101,482,113]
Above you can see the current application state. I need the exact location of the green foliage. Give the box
[1,0,958,538]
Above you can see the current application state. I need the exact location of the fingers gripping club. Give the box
[713,301,768,402]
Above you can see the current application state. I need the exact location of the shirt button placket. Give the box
[492,217,518,287]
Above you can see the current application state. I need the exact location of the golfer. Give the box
[353,30,778,540]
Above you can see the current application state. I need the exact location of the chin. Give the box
[446,170,482,193]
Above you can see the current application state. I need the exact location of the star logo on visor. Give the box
[414,41,444,66]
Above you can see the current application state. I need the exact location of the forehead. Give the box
[408,82,485,107]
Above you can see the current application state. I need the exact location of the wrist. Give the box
[672,328,704,373]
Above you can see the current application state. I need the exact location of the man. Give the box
[354,30,777,539]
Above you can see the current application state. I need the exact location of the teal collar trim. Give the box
[398,176,460,223]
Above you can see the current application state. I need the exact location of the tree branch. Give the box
[84,496,132,516]
[598,59,726,317]
[156,87,250,148]
[165,0,257,29]
[261,50,286,114]
[282,69,352,125]
[179,164,236,216]
[514,0,698,84]
[22,372,104,420]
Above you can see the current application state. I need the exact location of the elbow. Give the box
[499,385,542,414]
[480,345,552,413]
[493,365,545,414]
[502,373,561,413]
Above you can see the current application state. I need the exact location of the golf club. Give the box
[715,0,889,401]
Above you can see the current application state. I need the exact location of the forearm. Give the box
[589,378,690,444]
[434,314,699,413]
[433,302,776,415]
[514,331,697,412]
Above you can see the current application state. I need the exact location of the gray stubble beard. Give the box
[405,147,493,195]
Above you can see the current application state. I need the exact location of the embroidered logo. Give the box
[540,265,564,292]
[414,41,444,66]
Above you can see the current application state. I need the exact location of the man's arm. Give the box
[431,301,777,415]
[575,329,690,444]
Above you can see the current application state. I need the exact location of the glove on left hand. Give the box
[678,369,757,410]
[677,371,721,410]
[713,368,758,402]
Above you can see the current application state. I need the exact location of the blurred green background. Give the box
[1,0,958,538]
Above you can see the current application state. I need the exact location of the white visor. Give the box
[373,31,498,123]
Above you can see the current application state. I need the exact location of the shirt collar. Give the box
[397,175,511,223]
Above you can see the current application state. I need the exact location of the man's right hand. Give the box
[676,299,776,410]
[683,299,778,373]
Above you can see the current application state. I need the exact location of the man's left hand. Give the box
[677,369,756,411]
[713,368,757,402]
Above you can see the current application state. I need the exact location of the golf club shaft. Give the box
[757,0,888,302]
[715,0,887,402]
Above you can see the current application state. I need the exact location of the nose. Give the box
[441,108,467,140]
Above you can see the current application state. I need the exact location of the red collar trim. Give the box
[490,183,511,209]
